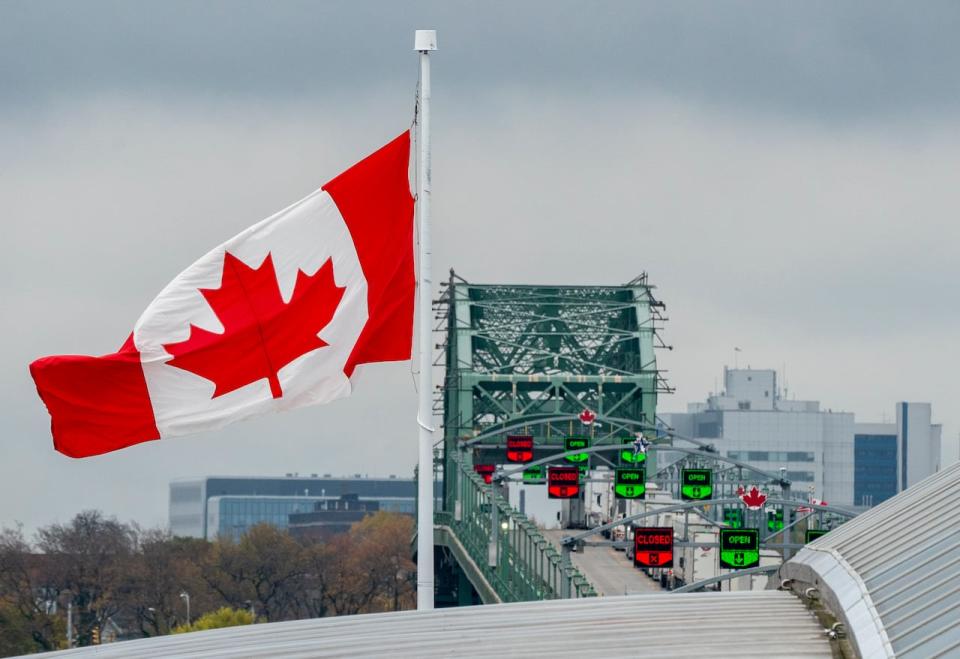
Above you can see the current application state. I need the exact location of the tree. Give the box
[201,524,307,622]
[305,512,416,616]
[33,511,137,647]
[171,607,255,634]
[0,525,64,654]
[123,531,219,637]
[348,513,416,612]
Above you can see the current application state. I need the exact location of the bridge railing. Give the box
[439,457,596,602]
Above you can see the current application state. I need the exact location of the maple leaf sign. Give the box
[740,486,768,510]
[163,252,345,400]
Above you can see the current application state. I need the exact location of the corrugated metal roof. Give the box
[33,591,830,658]
[782,459,960,658]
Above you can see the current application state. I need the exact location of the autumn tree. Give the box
[0,526,64,655]
[304,512,416,616]
[348,512,416,612]
[34,510,137,647]
[123,531,219,637]
[0,509,417,650]
[202,524,307,622]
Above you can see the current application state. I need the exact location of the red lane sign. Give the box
[547,466,580,499]
[506,435,534,463]
[633,526,674,568]
[474,463,495,485]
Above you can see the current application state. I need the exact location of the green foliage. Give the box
[171,607,255,634]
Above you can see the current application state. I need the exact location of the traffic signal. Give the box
[723,508,744,529]
[91,627,101,645]
[767,508,784,532]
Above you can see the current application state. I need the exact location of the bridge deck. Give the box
[542,529,662,597]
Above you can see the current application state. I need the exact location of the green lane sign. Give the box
[614,468,646,499]
[719,528,760,569]
[619,437,647,465]
[564,436,590,464]
[723,508,744,529]
[681,469,713,500]
[767,509,784,532]
[805,529,829,543]
[523,465,545,483]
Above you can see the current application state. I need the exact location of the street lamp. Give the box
[179,591,190,626]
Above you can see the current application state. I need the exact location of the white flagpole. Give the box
[414,28,437,611]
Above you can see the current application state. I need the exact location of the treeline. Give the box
[0,510,416,655]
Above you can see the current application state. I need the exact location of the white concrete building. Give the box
[663,368,942,507]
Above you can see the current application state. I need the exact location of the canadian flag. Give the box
[30,132,415,458]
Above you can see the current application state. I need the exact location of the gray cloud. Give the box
[1,2,957,533]
[3,1,960,122]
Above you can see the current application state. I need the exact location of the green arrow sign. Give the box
[614,468,646,499]
[719,528,760,569]
[680,468,713,500]
[564,436,590,464]
[523,465,545,483]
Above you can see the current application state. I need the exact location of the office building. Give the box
[662,368,942,507]
[854,403,942,506]
[169,474,419,541]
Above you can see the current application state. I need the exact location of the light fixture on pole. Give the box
[179,591,190,625]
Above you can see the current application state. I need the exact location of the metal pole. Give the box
[414,28,437,611]
[180,591,190,626]
[489,487,499,568]
[66,602,72,648]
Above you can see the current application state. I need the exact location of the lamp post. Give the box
[179,591,190,626]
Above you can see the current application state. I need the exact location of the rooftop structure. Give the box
[36,591,834,658]
[781,458,960,658]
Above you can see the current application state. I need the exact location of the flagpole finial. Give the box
[415,29,437,51]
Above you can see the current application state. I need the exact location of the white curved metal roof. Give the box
[782,459,960,658]
[34,591,830,658]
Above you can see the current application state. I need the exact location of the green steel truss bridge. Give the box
[429,272,671,605]
[426,272,855,605]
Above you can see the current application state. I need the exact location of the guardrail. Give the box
[439,457,596,602]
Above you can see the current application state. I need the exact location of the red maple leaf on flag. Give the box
[163,252,345,400]
[579,409,597,425]
[740,486,767,510]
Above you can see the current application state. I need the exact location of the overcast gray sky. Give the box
[2,1,957,533]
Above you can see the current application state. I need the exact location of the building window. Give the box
[738,402,751,410]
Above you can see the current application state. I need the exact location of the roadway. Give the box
[543,529,663,596]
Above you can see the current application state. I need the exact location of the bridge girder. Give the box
[439,274,668,512]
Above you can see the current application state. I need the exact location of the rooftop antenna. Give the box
[781,361,786,401]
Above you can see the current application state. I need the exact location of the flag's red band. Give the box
[29,335,160,458]
[324,131,415,376]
